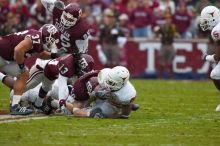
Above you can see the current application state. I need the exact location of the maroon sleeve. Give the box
[25,29,44,54]
[73,79,89,101]
[73,77,99,101]
[58,54,76,78]
[78,70,99,83]
[44,59,60,81]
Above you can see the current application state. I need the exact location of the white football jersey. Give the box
[110,81,136,106]
[211,22,220,41]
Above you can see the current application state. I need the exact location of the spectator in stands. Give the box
[113,0,127,14]
[188,6,198,38]
[119,13,131,37]
[159,0,176,14]
[126,0,138,13]
[89,0,106,24]
[30,0,50,27]
[97,8,124,67]
[172,2,191,38]
[129,0,153,37]
[154,14,176,79]
[11,0,30,30]
[0,0,10,35]
[195,0,211,15]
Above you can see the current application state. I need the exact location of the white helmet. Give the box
[98,68,111,87]
[200,6,220,31]
[99,66,130,91]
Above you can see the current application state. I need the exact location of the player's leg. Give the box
[25,60,47,91]
[0,72,15,89]
[1,61,32,115]
[36,78,55,108]
[210,62,220,91]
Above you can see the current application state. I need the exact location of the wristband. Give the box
[51,53,57,59]
[205,55,216,62]
[18,63,28,73]
[18,63,25,70]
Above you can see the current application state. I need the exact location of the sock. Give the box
[0,72,6,81]
[51,100,59,109]
[34,97,44,107]
[12,95,21,106]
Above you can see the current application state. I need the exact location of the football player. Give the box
[0,24,59,115]
[1,53,94,112]
[65,66,138,119]
[40,0,90,57]
[199,6,220,112]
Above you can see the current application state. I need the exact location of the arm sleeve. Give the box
[57,74,69,100]
[41,0,56,13]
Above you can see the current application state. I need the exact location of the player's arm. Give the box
[206,30,220,62]
[14,37,32,68]
[13,37,33,95]
[111,97,136,119]
[57,74,69,111]
[36,51,52,60]
[66,102,88,117]
[41,0,65,13]
[51,48,67,59]
[214,41,220,61]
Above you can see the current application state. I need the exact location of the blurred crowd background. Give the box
[0,0,218,38]
[0,0,218,79]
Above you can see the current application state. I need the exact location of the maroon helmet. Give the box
[76,54,94,77]
[39,24,60,52]
[61,3,82,28]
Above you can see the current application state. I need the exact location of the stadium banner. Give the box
[25,39,211,79]
[88,39,211,79]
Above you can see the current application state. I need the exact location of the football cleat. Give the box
[215,104,220,112]
[40,97,53,115]
[131,103,140,111]
[10,104,33,115]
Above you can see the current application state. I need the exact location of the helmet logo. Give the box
[208,11,215,17]
[46,25,57,35]
[122,77,127,81]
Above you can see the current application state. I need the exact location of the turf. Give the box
[0,80,220,146]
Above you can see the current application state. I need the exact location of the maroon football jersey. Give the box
[52,7,90,54]
[58,54,77,78]
[73,71,99,101]
[44,54,77,80]
[0,29,43,60]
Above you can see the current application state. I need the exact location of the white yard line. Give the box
[0,115,49,124]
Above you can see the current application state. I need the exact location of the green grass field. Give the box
[0,80,220,146]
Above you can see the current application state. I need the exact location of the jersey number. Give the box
[59,64,69,75]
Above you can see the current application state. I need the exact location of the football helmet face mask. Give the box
[40,24,59,52]
[200,6,220,31]
[76,54,94,77]
[100,66,130,91]
[61,3,82,29]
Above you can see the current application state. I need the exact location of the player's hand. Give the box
[90,90,111,99]
[203,54,216,62]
